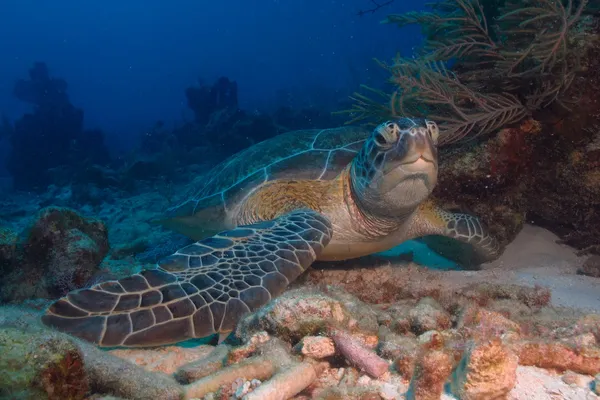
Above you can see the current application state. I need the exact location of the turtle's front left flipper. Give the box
[409,201,503,268]
[42,208,333,347]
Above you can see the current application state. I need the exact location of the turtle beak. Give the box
[386,128,438,173]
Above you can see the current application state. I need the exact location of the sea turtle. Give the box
[42,118,502,347]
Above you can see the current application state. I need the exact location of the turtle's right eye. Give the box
[374,132,388,146]
[373,122,399,149]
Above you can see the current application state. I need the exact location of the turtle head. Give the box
[350,117,439,217]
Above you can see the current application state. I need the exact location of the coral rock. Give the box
[235,289,352,342]
[1,207,109,301]
[329,328,389,378]
[377,333,419,378]
[470,309,522,340]
[406,349,453,400]
[409,297,452,335]
[561,370,590,388]
[511,340,600,375]
[417,330,445,350]
[175,344,230,384]
[0,326,89,400]
[450,338,518,400]
[294,336,336,359]
[579,255,600,278]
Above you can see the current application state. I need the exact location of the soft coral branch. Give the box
[342,0,593,144]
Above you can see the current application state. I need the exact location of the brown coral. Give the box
[406,349,454,400]
[450,339,518,400]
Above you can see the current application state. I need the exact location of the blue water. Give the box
[0,0,425,156]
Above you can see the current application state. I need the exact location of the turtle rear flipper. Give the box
[42,209,333,347]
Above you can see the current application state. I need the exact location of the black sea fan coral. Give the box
[344,0,594,144]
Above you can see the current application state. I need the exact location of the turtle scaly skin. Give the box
[43,118,502,347]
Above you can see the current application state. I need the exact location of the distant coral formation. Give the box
[7,62,110,191]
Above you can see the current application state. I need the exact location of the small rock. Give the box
[384,301,414,334]
[594,373,599,395]
[451,339,517,400]
[579,255,600,278]
[409,298,452,335]
[294,336,336,359]
[561,333,597,348]
[471,309,521,340]
[417,330,444,349]
[377,333,419,378]
[455,302,480,328]
[233,379,261,399]
[561,370,590,388]
[379,383,401,400]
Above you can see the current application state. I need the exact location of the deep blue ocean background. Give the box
[0,0,424,164]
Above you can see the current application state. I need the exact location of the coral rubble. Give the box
[3,269,599,399]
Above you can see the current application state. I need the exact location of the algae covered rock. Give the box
[0,206,109,301]
[0,305,184,400]
[0,325,89,400]
[408,297,452,335]
[235,288,356,343]
[579,255,600,278]
[294,336,336,359]
[377,332,419,379]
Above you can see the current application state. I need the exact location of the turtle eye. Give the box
[374,132,388,147]
[426,120,439,144]
[373,122,398,149]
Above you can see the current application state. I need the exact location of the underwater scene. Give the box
[1,0,600,399]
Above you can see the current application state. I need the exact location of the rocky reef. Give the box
[1,268,599,399]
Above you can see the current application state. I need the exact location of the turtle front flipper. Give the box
[42,209,333,347]
[410,201,503,268]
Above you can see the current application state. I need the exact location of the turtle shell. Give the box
[161,126,369,239]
